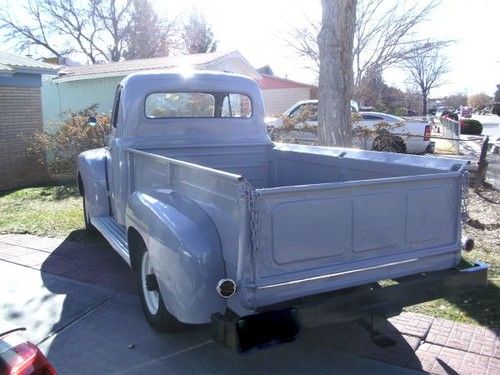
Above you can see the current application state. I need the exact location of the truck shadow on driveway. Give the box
[38,232,425,373]
[41,230,137,294]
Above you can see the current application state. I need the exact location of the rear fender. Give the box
[126,189,225,324]
[77,148,110,217]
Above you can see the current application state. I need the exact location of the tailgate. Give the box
[246,172,464,308]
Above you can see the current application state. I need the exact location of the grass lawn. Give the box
[405,253,499,328]
[0,184,88,241]
[0,184,498,328]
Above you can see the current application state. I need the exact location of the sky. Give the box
[153,0,500,97]
[2,0,499,97]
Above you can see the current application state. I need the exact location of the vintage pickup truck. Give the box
[78,71,487,351]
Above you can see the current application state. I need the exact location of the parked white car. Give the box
[271,100,432,154]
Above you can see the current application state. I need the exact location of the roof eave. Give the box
[15,67,59,75]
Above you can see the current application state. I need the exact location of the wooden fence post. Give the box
[474,136,489,190]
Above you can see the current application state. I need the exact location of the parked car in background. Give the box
[358,111,432,154]
[480,106,493,115]
[460,106,472,118]
[271,100,432,154]
[278,99,359,120]
[0,328,56,375]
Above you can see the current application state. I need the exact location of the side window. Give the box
[289,103,317,121]
[362,114,383,121]
[221,94,252,118]
[289,104,304,118]
[111,86,122,128]
[308,104,318,121]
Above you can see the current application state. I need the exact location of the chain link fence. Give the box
[433,117,461,154]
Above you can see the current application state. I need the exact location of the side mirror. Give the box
[87,116,97,127]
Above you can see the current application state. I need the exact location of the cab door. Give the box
[107,85,123,221]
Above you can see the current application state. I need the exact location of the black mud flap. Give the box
[211,308,301,352]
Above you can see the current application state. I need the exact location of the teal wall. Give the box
[42,76,123,131]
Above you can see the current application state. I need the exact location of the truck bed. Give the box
[129,143,467,310]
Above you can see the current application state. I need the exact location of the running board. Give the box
[91,216,130,266]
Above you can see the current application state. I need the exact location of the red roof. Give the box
[257,74,316,90]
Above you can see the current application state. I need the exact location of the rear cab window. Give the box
[145,92,252,119]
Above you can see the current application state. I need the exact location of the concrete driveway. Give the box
[1,234,499,374]
[0,261,419,374]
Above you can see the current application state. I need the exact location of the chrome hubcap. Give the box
[141,251,159,314]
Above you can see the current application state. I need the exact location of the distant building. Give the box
[0,51,57,189]
[256,69,317,116]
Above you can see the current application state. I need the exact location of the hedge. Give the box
[460,119,483,135]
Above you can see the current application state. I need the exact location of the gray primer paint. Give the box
[78,71,468,322]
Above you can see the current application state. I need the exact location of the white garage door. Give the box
[262,88,311,116]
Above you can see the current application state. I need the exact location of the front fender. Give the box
[126,189,225,324]
[77,148,110,218]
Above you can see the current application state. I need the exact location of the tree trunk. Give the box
[422,93,428,116]
[317,0,357,147]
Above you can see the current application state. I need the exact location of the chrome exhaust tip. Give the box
[461,237,474,252]
[216,278,237,298]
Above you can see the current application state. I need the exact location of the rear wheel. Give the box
[372,135,407,153]
[136,241,183,332]
[82,192,96,232]
[391,136,407,153]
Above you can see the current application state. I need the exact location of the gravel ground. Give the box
[464,186,500,281]
[465,188,500,253]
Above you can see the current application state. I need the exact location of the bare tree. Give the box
[123,0,178,60]
[182,8,217,54]
[441,92,468,109]
[0,0,175,62]
[287,0,446,87]
[93,0,134,62]
[317,0,356,147]
[467,93,492,110]
[402,89,423,114]
[0,0,74,61]
[403,45,448,115]
[289,19,320,73]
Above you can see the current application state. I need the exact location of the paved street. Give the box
[473,114,500,141]
[0,234,499,374]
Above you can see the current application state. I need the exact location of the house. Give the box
[42,51,259,126]
[42,51,316,125]
[0,52,58,190]
[256,65,317,116]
